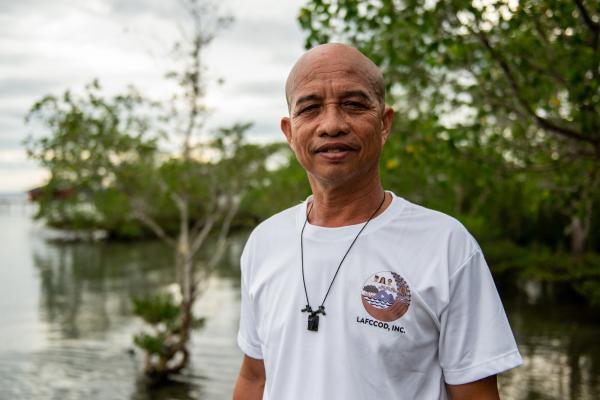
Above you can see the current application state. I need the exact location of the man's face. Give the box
[281,51,393,188]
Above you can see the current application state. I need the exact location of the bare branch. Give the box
[157,177,170,194]
[132,208,176,247]
[191,266,212,301]
[207,195,241,268]
[189,214,216,257]
[192,194,242,295]
[170,192,186,214]
[190,189,219,238]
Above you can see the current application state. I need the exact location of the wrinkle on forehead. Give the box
[285,43,385,110]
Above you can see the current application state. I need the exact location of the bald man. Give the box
[233,44,522,400]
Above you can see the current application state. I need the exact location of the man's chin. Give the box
[315,150,356,162]
[308,167,372,188]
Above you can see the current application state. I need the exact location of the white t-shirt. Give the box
[237,192,522,399]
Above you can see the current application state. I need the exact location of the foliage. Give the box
[298,0,600,255]
[132,293,205,355]
[25,77,274,378]
[24,84,273,238]
[296,0,600,303]
[239,145,312,223]
[133,293,181,328]
[24,80,161,237]
[24,0,278,381]
[483,240,600,306]
[134,332,170,357]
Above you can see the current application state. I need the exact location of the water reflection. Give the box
[130,376,200,400]
[27,236,245,400]
[0,199,244,399]
[33,240,175,340]
[499,292,600,399]
[1,199,599,399]
[33,233,246,400]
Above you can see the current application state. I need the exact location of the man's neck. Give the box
[307,178,390,228]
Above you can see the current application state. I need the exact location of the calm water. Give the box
[0,196,599,399]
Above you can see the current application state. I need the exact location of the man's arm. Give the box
[233,355,265,400]
[446,375,500,400]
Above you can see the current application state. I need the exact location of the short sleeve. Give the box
[237,239,263,359]
[439,251,522,385]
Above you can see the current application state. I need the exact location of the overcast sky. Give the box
[0,0,306,192]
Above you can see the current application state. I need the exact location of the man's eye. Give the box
[344,101,367,109]
[299,104,319,114]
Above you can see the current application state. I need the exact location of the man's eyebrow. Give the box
[295,91,373,106]
[340,90,372,101]
[294,94,322,107]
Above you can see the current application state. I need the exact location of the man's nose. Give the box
[318,104,349,137]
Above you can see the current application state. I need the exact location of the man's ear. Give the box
[281,116,294,147]
[380,106,395,145]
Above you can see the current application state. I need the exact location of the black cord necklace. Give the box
[300,192,387,332]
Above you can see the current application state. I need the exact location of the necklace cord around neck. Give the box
[300,192,387,313]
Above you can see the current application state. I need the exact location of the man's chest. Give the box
[249,239,444,373]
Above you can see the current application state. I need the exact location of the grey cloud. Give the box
[0,0,75,22]
[0,117,26,139]
[0,161,35,170]
[0,51,38,66]
[0,79,60,98]
[0,129,29,147]
[0,135,27,148]
[0,0,306,190]
[224,18,304,51]
[0,0,173,19]
[246,121,282,139]
[0,0,64,14]
[233,80,282,96]
[107,0,182,17]
[0,109,28,126]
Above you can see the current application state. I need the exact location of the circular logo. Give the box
[361,271,411,322]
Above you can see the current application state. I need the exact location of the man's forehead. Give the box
[289,69,378,104]
[285,44,384,108]
[293,88,374,105]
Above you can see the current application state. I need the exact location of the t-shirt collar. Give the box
[295,191,404,242]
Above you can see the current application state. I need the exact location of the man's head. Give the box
[285,43,386,112]
[281,43,394,189]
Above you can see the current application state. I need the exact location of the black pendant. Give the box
[307,313,319,331]
[302,305,325,332]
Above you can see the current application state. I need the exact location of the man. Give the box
[233,43,522,399]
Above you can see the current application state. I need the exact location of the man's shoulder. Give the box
[399,197,470,234]
[396,196,481,264]
[247,202,303,243]
[408,201,470,232]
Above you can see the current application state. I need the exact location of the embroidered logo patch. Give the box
[361,271,411,322]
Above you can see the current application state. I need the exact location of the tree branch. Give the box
[192,193,241,296]
[132,208,176,247]
[170,192,186,214]
[189,214,216,257]
[530,15,570,88]
[474,29,597,146]
[190,189,219,238]
[207,194,240,268]
[573,0,600,48]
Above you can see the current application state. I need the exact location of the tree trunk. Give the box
[565,163,598,257]
[566,192,593,257]
[175,200,194,373]
[567,215,587,256]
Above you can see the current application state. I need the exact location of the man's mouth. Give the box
[314,143,357,161]
[315,143,356,153]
